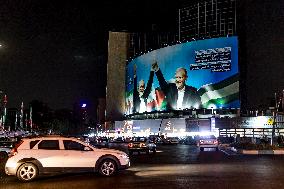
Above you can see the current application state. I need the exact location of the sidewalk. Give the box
[236,149,284,155]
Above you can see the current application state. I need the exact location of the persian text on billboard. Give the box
[191,47,231,72]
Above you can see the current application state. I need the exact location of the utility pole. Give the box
[15,113,18,131]
[272,92,281,145]
[158,119,163,137]
[20,102,24,130]
[2,94,7,129]
[29,105,33,132]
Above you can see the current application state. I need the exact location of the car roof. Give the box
[199,135,216,139]
[21,135,80,141]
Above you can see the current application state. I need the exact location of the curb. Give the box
[238,149,284,155]
[220,149,239,156]
[222,146,284,155]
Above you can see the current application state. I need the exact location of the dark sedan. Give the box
[128,137,156,155]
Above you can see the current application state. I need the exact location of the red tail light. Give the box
[128,143,133,148]
[199,140,204,144]
[213,140,218,144]
[9,140,23,157]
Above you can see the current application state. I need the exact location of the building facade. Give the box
[106,0,284,139]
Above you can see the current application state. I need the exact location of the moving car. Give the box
[128,137,156,155]
[197,135,219,151]
[5,135,130,182]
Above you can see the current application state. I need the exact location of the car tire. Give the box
[152,148,156,154]
[16,163,38,182]
[200,147,204,151]
[0,151,8,160]
[216,147,219,151]
[98,159,117,177]
[146,149,150,155]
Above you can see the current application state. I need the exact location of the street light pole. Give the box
[272,92,280,145]
[0,91,3,130]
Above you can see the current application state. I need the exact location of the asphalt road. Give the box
[1,144,284,189]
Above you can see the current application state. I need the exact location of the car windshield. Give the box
[99,137,108,142]
[171,137,179,140]
[132,137,147,142]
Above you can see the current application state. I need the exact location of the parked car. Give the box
[5,135,130,182]
[167,137,180,144]
[162,137,179,145]
[108,137,129,153]
[128,137,156,155]
[197,135,219,151]
[179,136,197,145]
[0,141,17,159]
[93,137,109,148]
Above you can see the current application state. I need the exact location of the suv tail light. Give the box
[213,140,218,144]
[199,140,204,144]
[9,140,24,157]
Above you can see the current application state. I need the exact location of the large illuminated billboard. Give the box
[125,37,239,115]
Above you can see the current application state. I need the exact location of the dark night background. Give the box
[0,0,283,117]
[0,0,179,112]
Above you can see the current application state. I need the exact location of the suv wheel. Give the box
[17,163,38,182]
[98,159,117,176]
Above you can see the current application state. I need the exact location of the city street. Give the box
[1,144,284,189]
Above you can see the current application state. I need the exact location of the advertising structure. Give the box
[215,116,284,129]
[125,37,239,115]
[115,118,211,137]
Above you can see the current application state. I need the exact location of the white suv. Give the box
[5,135,130,182]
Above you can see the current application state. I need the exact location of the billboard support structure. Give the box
[158,119,163,136]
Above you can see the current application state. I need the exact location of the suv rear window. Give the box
[38,140,60,150]
[30,140,40,149]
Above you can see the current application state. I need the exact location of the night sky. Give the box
[0,0,283,113]
[0,0,178,111]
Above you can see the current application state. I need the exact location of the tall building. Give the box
[107,0,284,119]
[106,0,284,139]
[106,32,131,121]
[178,0,237,40]
[107,0,240,121]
